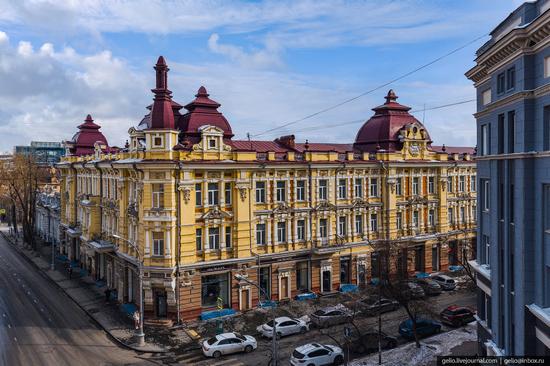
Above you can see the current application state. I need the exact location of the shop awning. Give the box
[87,240,116,253]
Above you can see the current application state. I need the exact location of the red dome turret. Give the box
[68,114,109,156]
[150,56,175,129]
[178,86,233,141]
[354,90,431,152]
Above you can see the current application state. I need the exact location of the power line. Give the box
[257,98,476,138]
[250,33,487,138]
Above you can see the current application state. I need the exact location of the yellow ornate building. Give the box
[58,56,476,321]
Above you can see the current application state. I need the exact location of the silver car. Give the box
[431,275,456,290]
[310,305,353,328]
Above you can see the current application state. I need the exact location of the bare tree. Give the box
[449,238,476,286]
[0,154,46,250]
[372,240,438,348]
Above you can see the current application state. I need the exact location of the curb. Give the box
[0,231,168,354]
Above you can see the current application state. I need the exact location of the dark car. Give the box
[310,305,353,328]
[349,331,397,354]
[414,278,442,295]
[358,297,399,316]
[398,318,441,339]
[399,281,425,299]
[440,305,476,327]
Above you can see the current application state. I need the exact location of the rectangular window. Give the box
[297,219,305,241]
[258,267,270,299]
[225,226,231,248]
[428,176,434,194]
[459,176,465,192]
[296,262,309,291]
[506,67,515,90]
[481,124,490,156]
[498,113,505,154]
[412,177,419,195]
[208,227,220,249]
[296,180,305,201]
[195,183,202,207]
[354,178,363,198]
[508,110,515,153]
[152,232,164,256]
[256,223,266,245]
[370,178,378,197]
[471,176,476,192]
[338,216,346,236]
[338,179,347,199]
[448,208,454,224]
[483,179,490,211]
[276,181,286,202]
[482,89,491,105]
[396,177,402,196]
[355,215,363,234]
[255,181,266,203]
[208,182,219,205]
[201,273,229,308]
[319,219,328,238]
[224,182,232,205]
[545,56,550,78]
[152,184,164,209]
[412,211,419,228]
[497,72,505,94]
[429,209,435,227]
[460,207,466,224]
[370,213,378,232]
[447,176,453,192]
[277,221,286,243]
[318,179,328,200]
[396,212,402,230]
[196,228,202,251]
[483,234,490,266]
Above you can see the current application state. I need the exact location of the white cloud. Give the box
[207,33,283,69]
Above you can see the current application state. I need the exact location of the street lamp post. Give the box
[113,234,145,347]
[235,273,278,366]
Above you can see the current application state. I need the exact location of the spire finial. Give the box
[85,114,93,122]
[384,89,398,104]
[197,86,208,97]
[304,139,310,150]
[442,144,446,152]
[154,55,169,90]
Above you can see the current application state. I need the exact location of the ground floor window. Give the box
[296,261,309,292]
[448,241,458,266]
[340,258,351,284]
[321,266,331,292]
[201,273,229,308]
[371,252,380,278]
[415,246,425,272]
[357,261,366,287]
[432,245,440,272]
[258,267,271,300]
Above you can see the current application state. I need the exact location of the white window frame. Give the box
[319,218,328,238]
[396,212,402,230]
[256,223,266,245]
[255,181,266,203]
[428,209,435,227]
[152,184,164,209]
[297,219,305,241]
[338,216,346,236]
[152,232,164,256]
[276,181,286,203]
[370,213,378,232]
[196,228,202,251]
[208,227,220,250]
[318,179,328,201]
[370,178,379,197]
[412,211,419,228]
[355,214,363,234]
[296,180,305,201]
[277,221,286,243]
[208,182,219,206]
[354,178,363,198]
[412,177,419,195]
[428,176,434,194]
[338,179,347,199]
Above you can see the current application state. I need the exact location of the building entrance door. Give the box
[280,276,289,299]
[155,290,167,318]
[241,288,250,310]
[322,269,331,292]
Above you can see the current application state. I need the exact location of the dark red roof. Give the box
[354,90,431,152]
[230,140,353,153]
[150,56,175,129]
[431,145,476,155]
[177,86,233,139]
[68,114,109,156]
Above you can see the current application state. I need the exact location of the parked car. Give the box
[431,275,456,290]
[414,278,442,295]
[202,332,257,358]
[349,331,397,354]
[257,316,309,338]
[399,281,425,299]
[290,343,344,366]
[358,297,399,316]
[310,305,353,328]
[440,305,476,327]
[398,318,442,339]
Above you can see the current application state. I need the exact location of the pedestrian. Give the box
[105,288,111,303]
[133,310,140,330]
[68,266,73,279]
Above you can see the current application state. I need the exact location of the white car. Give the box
[290,343,344,366]
[201,332,257,358]
[431,274,456,290]
[256,316,309,338]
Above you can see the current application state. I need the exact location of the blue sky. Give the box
[0,0,523,152]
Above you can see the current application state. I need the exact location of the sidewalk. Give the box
[350,322,477,366]
[0,228,166,353]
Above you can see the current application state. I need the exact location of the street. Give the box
[0,234,151,366]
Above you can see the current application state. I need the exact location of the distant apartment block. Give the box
[14,141,65,166]
[466,0,550,356]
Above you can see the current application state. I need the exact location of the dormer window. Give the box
[208,138,217,149]
[153,136,163,148]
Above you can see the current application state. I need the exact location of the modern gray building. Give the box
[466,0,550,356]
[14,141,65,166]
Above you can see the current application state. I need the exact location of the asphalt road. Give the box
[173,283,477,365]
[0,235,151,366]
